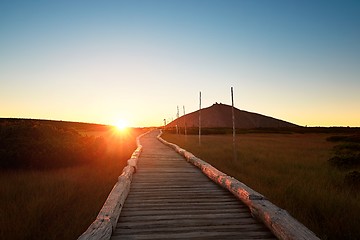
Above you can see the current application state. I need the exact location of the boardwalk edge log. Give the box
[78,131,149,240]
[157,130,320,240]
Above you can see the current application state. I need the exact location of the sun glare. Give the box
[114,119,129,131]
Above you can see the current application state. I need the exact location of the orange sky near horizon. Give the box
[1,1,359,127]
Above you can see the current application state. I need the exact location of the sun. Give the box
[114,119,129,131]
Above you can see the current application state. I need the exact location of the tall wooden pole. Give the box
[183,105,187,136]
[231,87,236,160]
[199,91,202,146]
[176,106,179,134]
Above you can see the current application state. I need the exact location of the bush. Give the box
[327,135,360,170]
[344,171,360,189]
[327,135,360,143]
[328,155,360,169]
[333,143,360,152]
[0,121,106,169]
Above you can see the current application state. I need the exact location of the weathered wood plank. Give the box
[77,131,150,240]
[78,167,134,240]
[110,130,276,240]
[127,189,232,194]
[112,231,276,240]
[119,208,251,217]
[158,130,320,240]
[114,224,270,235]
[126,192,233,197]
[121,202,244,209]
[128,198,235,203]
[116,217,260,227]
[118,212,259,222]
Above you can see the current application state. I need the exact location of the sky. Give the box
[1,0,359,127]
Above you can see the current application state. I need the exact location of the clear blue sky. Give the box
[1,0,359,127]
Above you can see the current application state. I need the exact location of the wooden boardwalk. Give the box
[111,130,276,239]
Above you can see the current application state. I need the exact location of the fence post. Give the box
[199,91,202,146]
[231,87,236,161]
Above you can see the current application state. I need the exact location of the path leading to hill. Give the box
[110,130,276,239]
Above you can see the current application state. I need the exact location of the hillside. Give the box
[166,103,299,129]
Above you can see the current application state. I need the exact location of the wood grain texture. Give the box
[111,130,276,240]
[78,131,149,240]
[158,130,320,240]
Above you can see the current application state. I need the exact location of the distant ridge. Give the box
[166,103,299,129]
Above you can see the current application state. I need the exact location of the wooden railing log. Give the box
[157,130,319,240]
[78,131,149,240]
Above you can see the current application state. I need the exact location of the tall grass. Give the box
[162,133,360,240]
[0,124,146,240]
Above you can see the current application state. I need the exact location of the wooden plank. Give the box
[110,130,276,240]
[127,190,233,195]
[112,231,276,240]
[114,224,270,234]
[128,191,243,197]
[121,202,244,209]
[129,185,224,190]
[116,217,260,228]
[119,208,252,217]
[158,130,320,240]
[126,195,234,200]
[127,189,236,195]
[78,131,150,240]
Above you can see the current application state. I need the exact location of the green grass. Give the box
[162,132,360,240]
[0,120,147,240]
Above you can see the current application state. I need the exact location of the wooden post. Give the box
[183,105,187,136]
[199,91,202,146]
[176,106,179,134]
[231,87,236,161]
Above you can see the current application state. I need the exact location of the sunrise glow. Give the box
[114,119,129,131]
[0,1,359,127]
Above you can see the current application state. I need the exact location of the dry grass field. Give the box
[0,120,147,240]
[162,132,360,240]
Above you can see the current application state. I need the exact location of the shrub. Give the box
[327,136,360,169]
[328,155,360,169]
[327,135,360,143]
[334,143,360,152]
[0,121,106,169]
[344,171,360,189]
